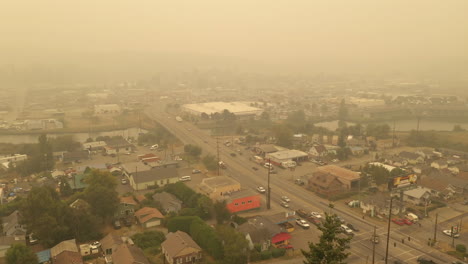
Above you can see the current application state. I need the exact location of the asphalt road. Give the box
[145,105,458,264]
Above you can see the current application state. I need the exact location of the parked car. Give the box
[281,196,290,202]
[443,230,460,238]
[370,234,380,244]
[256,186,266,193]
[307,216,322,226]
[417,256,437,264]
[402,218,413,225]
[113,219,121,229]
[295,219,310,229]
[192,169,201,174]
[150,144,159,150]
[294,179,305,186]
[121,178,128,185]
[337,216,345,224]
[252,167,259,171]
[346,223,359,232]
[280,201,289,208]
[392,218,405,226]
[122,218,132,227]
[179,176,192,182]
[310,212,322,218]
[26,233,38,245]
[230,153,237,157]
[90,241,101,250]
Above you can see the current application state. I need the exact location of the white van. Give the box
[150,144,159,150]
[406,213,419,222]
[179,176,191,182]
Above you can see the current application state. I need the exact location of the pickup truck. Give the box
[296,209,309,218]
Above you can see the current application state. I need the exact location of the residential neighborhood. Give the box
[1,3,468,263]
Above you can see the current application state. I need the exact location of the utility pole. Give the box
[372,225,376,264]
[433,213,438,245]
[216,137,220,176]
[267,158,271,210]
[451,226,455,247]
[460,216,463,233]
[135,166,138,192]
[385,197,393,264]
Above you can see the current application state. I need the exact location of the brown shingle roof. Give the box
[309,172,343,189]
[316,165,360,181]
[51,239,78,257]
[112,243,150,264]
[54,251,83,264]
[161,231,202,259]
[135,207,164,224]
[120,196,137,205]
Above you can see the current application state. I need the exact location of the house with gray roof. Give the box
[126,167,180,191]
[2,210,26,237]
[398,151,424,165]
[403,187,432,206]
[238,216,284,251]
[152,192,182,214]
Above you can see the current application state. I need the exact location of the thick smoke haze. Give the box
[1,0,467,76]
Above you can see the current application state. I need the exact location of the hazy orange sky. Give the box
[1,0,467,73]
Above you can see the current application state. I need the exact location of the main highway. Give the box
[145,104,457,264]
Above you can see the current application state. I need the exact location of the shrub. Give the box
[260,250,272,260]
[253,244,262,253]
[271,247,286,258]
[232,214,247,225]
[456,244,466,253]
[250,250,262,262]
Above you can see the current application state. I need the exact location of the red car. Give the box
[392,218,405,226]
[402,218,413,225]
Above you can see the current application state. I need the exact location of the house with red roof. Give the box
[134,207,164,228]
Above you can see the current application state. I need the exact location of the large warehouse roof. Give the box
[266,150,308,160]
[182,102,262,116]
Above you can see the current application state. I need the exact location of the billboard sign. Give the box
[390,174,417,189]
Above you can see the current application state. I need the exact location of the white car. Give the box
[340,224,353,235]
[150,144,159,150]
[310,212,322,218]
[280,201,289,208]
[121,178,128,185]
[281,196,290,202]
[256,186,266,193]
[296,219,310,229]
[90,241,101,250]
[443,230,460,238]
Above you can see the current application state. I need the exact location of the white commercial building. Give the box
[94,104,121,115]
[182,102,263,118]
[265,150,309,166]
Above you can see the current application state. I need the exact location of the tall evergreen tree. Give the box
[302,205,351,264]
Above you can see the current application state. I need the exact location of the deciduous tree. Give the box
[5,244,38,264]
[83,169,119,221]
